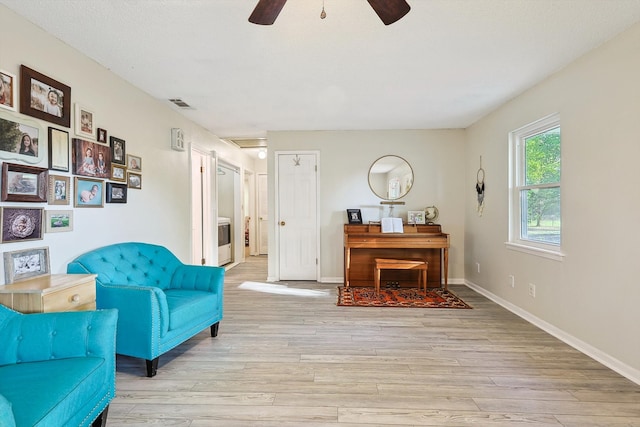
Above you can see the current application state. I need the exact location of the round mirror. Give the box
[368,155,414,200]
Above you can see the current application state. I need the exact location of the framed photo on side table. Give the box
[408,210,426,225]
[347,209,363,224]
[20,65,71,127]
[3,246,50,284]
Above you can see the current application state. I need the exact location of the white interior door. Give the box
[276,152,318,280]
[190,146,214,265]
[257,173,268,255]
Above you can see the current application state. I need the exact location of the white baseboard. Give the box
[464,280,640,386]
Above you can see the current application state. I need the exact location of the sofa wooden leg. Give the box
[146,357,159,377]
[91,405,109,427]
[210,322,219,337]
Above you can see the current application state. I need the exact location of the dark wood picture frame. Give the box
[106,182,127,203]
[347,209,363,224]
[1,206,44,243]
[97,127,107,144]
[20,65,71,128]
[48,127,70,171]
[1,163,48,202]
[109,136,126,165]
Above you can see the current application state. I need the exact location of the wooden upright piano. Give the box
[344,224,450,290]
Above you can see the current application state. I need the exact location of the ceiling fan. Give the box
[249,0,411,26]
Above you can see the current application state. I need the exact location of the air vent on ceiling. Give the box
[168,98,193,108]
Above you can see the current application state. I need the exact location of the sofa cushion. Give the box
[165,289,218,332]
[0,357,105,427]
[0,394,16,427]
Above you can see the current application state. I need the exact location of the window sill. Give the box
[505,242,565,261]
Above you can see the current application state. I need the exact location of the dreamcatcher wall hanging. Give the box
[476,156,485,216]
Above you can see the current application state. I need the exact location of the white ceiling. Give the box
[2,0,640,139]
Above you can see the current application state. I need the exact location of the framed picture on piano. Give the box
[346,209,362,224]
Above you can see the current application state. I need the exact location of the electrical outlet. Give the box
[509,275,515,288]
[528,283,536,298]
[476,262,480,273]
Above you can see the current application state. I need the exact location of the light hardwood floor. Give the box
[109,256,640,426]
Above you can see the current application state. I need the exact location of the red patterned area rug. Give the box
[337,286,472,309]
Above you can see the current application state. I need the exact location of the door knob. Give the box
[280,221,286,226]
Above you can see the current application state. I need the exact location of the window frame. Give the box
[507,113,565,261]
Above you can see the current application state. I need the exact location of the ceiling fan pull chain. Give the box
[320,0,326,19]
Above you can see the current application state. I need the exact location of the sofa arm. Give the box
[96,284,169,359]
[170,264,225,293]
[0,309,117,366]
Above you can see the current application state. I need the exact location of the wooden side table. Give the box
[0,274,97,313]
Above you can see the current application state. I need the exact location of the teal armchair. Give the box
[0,305,117,427]
[67,242,224,377]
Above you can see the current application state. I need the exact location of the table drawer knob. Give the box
[71,294,80,303]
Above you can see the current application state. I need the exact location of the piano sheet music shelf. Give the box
[344,223,449,289]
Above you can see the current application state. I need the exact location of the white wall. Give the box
[0,6,253,281]
[465,22,640,380]
[266,130,466,283]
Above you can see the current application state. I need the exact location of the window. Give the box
[508,113,563,259]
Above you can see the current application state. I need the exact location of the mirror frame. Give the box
[368,155,414,200]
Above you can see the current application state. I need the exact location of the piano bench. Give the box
[374,258,428,295]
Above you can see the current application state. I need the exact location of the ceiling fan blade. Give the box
[367,0,411,25]
[249,0,288,25]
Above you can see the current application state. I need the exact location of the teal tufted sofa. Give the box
[0,305,117,427]
[67,242,224,377]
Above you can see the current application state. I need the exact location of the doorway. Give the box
[217,161,242,266]
[190,146,214,266]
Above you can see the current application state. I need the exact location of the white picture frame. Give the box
[407,210,426,225]
[0,69,17,112]
[74,103,96,140]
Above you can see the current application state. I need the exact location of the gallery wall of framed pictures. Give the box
[0,62,145,265]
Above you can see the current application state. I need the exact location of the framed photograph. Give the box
[97,127,107,144]
[3,246,50,284]
[110,136,126,165]
[347,209,362,224]
[106,182,127,203]
[0,69,17,111]
[74,104,96,140]
[1,163,48,202]
[74,177,104,207]
[110,164,126,182]
[48,174,70,205]
[127,154,142,172]
[407,210,426,225]
[45,210,73,233]
[0,111,44,164]
[19,65,71,127]
[1,207,44,243]
[72,138,111,179]
[127,172,142,189]
[48,127,70,171]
